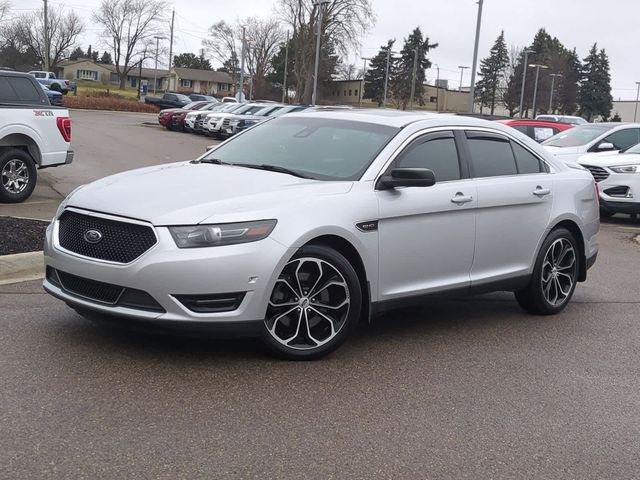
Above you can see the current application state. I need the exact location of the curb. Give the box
[69,108,158,115]
[0,251,44,286]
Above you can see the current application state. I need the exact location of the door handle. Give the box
[451,193,473,205]
[533,186,551,197]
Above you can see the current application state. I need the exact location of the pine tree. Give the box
[391,27,438,110]
[475,31,509,115]
[99,51,113,65]
[266,36,295,89]
[363,40,396,106]
[69,47,85,60]
[86,45,92,58]
[556,48,581,115]
[578,43,613,120]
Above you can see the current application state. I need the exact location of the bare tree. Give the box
[93,0,167,89]
[335,62,361,81]
[244,17,285,98]
[9,6,84,69]
[276,0,375,103]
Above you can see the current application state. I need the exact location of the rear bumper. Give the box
[599,198,640,214]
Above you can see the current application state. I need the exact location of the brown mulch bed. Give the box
[65,95,160,113]
[0,217,49,256]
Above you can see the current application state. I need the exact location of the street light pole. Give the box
[383,47,393,108]
[458,65,469,91]
[312,0,331,106]
[43,0,49,72]
[282,31,289,103]
[153,35,165,95]
[239,26,247,103]
[548,73,562,113]
[529,63,548,118]
[435,64,440,112]
[518,49,534,118]
[359,57,370,106]
[467,0,484,113]
[409,47,419,110]
[634,82,640,122]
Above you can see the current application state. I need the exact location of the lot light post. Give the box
[434,64,440,111]
[467,0,484,113]
[238,26,247,103]
[282,31,290,103]
[529,63,548,118]
[548,73,562,113]
[458,65,469,92]
[312,0,331,106]
[382,47,399,108]
[359,57,371,106]
[518,49,535,118]
[409,47,419,110]
[153,36,166,95]
[634,82,640,122]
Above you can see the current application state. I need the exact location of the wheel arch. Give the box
[303,234,372,323]
[548,218,587,282]
[0,133,42,165]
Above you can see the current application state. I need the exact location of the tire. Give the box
[0,148,38,203]
[515,228,580,315]
[261,245,362,360]
[50,84,62,92]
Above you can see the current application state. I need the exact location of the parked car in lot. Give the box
[229,105,309,136]
[536,114,588,125]
[222,104,286,137]
[183,103,231,132]
[221,97,238,103]
[157,101,213,130]
[41,84,64,106]
[144,92,191,110]
[28,71,70,94]
[578,142,640,217]
[43,110,599,359]
[543,123,640,163]
[497,119,572,143]
[190,103,245,134]
[188,94,218,103]
[204,103,275,138]
[0,71,72,203]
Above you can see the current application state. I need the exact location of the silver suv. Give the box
[43,111,600,359]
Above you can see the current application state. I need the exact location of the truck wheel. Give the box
[50,84,62,92]
[0,149,38,203]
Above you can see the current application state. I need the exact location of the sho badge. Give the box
[83,229,103,244]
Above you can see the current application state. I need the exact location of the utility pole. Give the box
[312,0,331,106]
[529,63,548,118]
[153,36,165,94]
[435,64,440,111]
[467,0,484,113]
[383,47,391,108]
[548,73,562,113]
[239,25,247,102]
[43,0,49,72]
[409,47,419,110]
[519,49,534,118]
[167,9,174,92]
[282,31,289,103]
[458,65,469,91]
[634,82,640,122]
[359,57,370,106]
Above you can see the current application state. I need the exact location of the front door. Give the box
[377,130,477,301]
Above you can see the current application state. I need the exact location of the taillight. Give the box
[57,116,71,142]
[64,80,70,85]
[594,181,600,201]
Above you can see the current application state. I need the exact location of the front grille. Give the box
[57,270,123,304]
[223,118,230,127]
[603,185,630,197]
[58,210,156,263]
[582,165,610,182]
[51,268,165,312]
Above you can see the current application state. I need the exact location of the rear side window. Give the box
[0,76,43,104]
[397,133,461,182]
[511,141,546,174]
[466,132,517,177]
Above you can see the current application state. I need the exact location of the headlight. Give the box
[169,220,277,248]
[610,164,640,174]
[55,185,85,218]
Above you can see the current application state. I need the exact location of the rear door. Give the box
[464,130,553,284]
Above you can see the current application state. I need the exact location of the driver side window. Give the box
[396,132,461,182]
[602,128,640,150]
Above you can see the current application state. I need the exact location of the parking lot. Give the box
[1,111,640,478]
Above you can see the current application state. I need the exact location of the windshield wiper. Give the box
[195,158,232,165]
[234,163,315,179]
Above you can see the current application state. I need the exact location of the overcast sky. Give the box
[18,0,640,99]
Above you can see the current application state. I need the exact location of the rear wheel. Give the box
[515,228,579,315]
[261,245,362,360]
[0,149,37,203]
[50,83,62,92]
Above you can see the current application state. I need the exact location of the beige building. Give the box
[610,101,640,122]
[323,80,364,105]
[168,68,234,96]
[56,59,169,90]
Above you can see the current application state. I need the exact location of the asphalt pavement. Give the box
[1,111,640,478]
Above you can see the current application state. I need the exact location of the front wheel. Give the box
[515,228,579,315]
[261,245,362,360]
[0,149,37,203]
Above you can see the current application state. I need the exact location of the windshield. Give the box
[202,117,399,181]
[175,94,191,103]
[542,124,614,147]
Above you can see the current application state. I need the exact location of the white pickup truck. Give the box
[0,71,73,203]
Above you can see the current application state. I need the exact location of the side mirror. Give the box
[378,168,436,190]
[598,142,615,151]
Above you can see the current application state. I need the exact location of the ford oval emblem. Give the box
[84,229,103,244]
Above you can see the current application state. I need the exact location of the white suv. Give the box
[43,111,599,359]
[578,143,640,216]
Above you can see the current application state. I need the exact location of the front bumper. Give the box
[43,215,294,326]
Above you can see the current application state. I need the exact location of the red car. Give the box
[497,119,573,143]
[157,101,213,130]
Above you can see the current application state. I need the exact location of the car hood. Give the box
[67,162,354,225]
[159,108,186,115]
[578,151,640,167]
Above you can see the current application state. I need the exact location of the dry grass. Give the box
[65,94,160,113]
[76,82,140,99]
